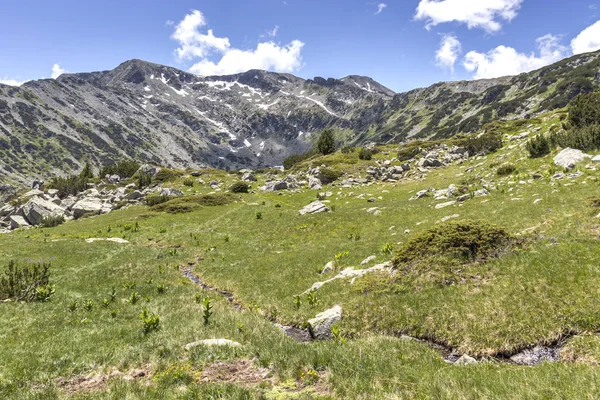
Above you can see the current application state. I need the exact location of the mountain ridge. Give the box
[1,51,599,185]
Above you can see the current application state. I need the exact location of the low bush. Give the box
[99,160,140,179]
[182,179,195,187]
[392,220,518,285]
[137,171,153,189]
[0,260,54,302]
[146,194,172,207]
[48,175,88,198]
[358,147,373,160]
[153,168,181,183]
[496,164,517,176]
[229,182,250,193]
[319,168,343,184]
[397,146,421,161]
[458,133,503,156]
[283,151,316,170]
[41,215,65,228]
[526,135,551,158]
[151,194,233,214]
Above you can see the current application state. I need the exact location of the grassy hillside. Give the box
[4,111,600,398]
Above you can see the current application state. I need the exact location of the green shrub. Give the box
[140,309,160,334]
[526,135,551,158]
[229,181,250,193]
[459,133,503,156]
[568,91,600,129]
[41,215,65,228]
[283,151,316,170]
[397,146,421,161]
[317,129,336,155]
[153,168,181,183]
[201,297,213,325]
[183,179,195,187]
[496,164,517,176]
[100,160,140,179]
[392,220,517,285]
[358,147,373,160]
[341,146,354,154]
[550,124,600,151]
[137,171,152,189]
[48,175,88,198]
[151,194,233,214]
[146,194,172,207]
[0,260,53,302]
[79,162,94,179]
[319,168,343,184]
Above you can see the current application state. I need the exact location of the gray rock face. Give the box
[9,215,30,230]
[299,201,330,215]
[72,198,104,218]
[22,197,65,226]
[308,305,342,340]
[0,184,17,204]
[262,181,289,192]
[553,148,590,169]
[241,172,257,182]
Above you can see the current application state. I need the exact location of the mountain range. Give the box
[1,50,599,184]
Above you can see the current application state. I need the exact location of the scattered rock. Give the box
[321,261,335,274]
[454,355,478,365]
[360,255,376,266]
[9,215,30,230]
[299,201,330,215]
[435,201,456,209]
[241,172,257,182]
[510,346,559,366]
[553,148,590,169]
[185,339,242,351]
[138,164,161,177]
[308,306,342,340]
[160,188,184,197]
[72,198,104,219]
[22,196,65,226]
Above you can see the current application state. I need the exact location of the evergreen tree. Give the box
[317,129,335,155]
[79,162,94,180]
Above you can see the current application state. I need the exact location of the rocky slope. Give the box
[1,51,599,185]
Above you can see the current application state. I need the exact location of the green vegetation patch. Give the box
[151,194,234,214]
[392,220,519,285]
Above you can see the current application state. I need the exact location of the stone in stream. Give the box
[184,339,242,351]
[308,305,342,340]
[454,354,478,365]
[509,346,559,365]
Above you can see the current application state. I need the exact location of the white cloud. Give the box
[189,40,304,76]
[463,34,568,79]
[436,34,461,71]
[375,3,387,15]
[415,0,523,32]
[0,78,25,87]
[171,10,304,76]
[172,10,231,60]
[571,20,600,54]
[51,64,66,79]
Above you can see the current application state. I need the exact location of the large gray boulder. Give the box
[241,172,257,182]
[308,305,342,340]
[137,164,161,177]
[553,148,590,169]
[22,197,65,226]
[261,181,288,192]
[72,198,104,218]
[9,215,30,230]
[299,201,330,215]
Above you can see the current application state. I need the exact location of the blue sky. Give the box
[1,0,599,92]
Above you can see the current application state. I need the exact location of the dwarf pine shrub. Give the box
[0,260,53,302]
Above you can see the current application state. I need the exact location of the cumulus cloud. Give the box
[436,34,461,71]
[415,0,523,32]
[571,20,600,54]
[0,78,25,87]
[171,10,304,76]
[51,64,66,79]
[375,3,387,15]
[463,34,568,79]
[172,10,230,60]
[189,40,304,76]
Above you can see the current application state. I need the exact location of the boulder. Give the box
[553,148,590,169]
[0,204,15,217]
[138,164,161,177]
[22,197,65,226]
[106,174,121,184]
[184,339,242,351]
[299,201,330,215]
[31,179,44,190]
[241,172,257,182]
[72,198,104,218]
[321,261,335,274]
[360,255,376,266]
[262,181,288,192]
[454,355,478,365]
[125,190,144,200]
[160,188,184,197]
[9,215,30,230]
[308,176,322,190]
[510,346,559,366]
[308,305,342,340]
